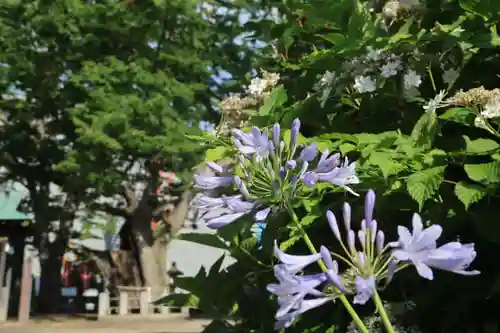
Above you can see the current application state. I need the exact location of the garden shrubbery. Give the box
[160,1,500,332]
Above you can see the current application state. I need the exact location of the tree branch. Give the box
[93,202,129,218]
[121,184,138,214]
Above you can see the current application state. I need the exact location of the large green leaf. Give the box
[411,110,438,149]
[464,161,500,184]
[176,233,229,250]
[439,107,476,125]
[368,151,406,180]
[259,85,288,116]
[454,181,488,210]
[205,146,229,161]
[463,136,500,154]
[406,166,445,210]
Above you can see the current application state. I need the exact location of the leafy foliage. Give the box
[169,0,500,332]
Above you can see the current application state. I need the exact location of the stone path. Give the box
[0,315,211,333]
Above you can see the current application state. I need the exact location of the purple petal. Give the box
[364,190,376,226]
[194,175,233,190]
[353,275,375,305]
[302,172,318,187]
[255,207,271,221]
[290,119,301,150]
[274,242,322,274]
[233,176,250,197]
[298,143,317,162]
[286,160,297,170]
[376,230,385,254]
[206,161,224,173]
[273,123,281,147]
[415,261,434,280]
[206,212,246,229]
[387,259,396,283]
[326,210,341,241]
[343,202,352,232]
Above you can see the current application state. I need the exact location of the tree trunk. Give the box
[89,189,194,302]
[38,236,66,313]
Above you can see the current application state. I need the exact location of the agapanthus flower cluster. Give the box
[268,190,479,330]
[194,119,359,229]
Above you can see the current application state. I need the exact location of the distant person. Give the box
[167,262,183,294]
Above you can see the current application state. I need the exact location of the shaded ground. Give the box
[0,314,211,333]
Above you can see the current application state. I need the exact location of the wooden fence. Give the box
[97,286,190,317]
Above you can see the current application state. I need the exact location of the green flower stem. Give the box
[372,289,396,333]
[284,202,369,333]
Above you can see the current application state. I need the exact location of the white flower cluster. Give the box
[382,0,421,19]
[217,70,280,136]
[248,69,280,97]
[475,97,500,130]
[315,46,422,106]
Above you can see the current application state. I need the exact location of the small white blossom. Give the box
[366,47,382,61]
[248,77,267,96]
[474,116,489,130]
[353,76,377,93]
[247,70,280,97]
[381,59,401,78]
[482,97,500,119]
[320,71,336,87]
[443,68,459,86]
[423,90,447,113]
[382,0,401,18]
[403,70,422,89]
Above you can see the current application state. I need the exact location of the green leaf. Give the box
[259,85,287,116]
[317,33,346,45]
[463,136,500,154]
[439,107,476,125]
[464,161,500,183]
[459,0,500,21]
[177,233,229,250]
[239,237,258,252]
[411,110,438,149]
[205,146,228,161]
[280,234,301,251]
[406,166,446,210]
[300,214,320,226]
[153,293,199,307]
[454,181,488,210]
[208,254,225,277]
[339,142,356,155]
[368,151,405,179]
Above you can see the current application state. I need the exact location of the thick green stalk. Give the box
[372,290,396,333]
[285,203,370,333]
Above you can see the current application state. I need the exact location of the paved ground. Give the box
[0,314,211,333]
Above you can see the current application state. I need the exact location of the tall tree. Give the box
[0,0,257,310]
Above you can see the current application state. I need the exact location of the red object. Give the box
[80,262,91,289]
[62,261,72,287]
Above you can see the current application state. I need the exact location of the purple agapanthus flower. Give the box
[232,127,270,159]
[194,162,233,190]
[274,242,322,274]
[416,242,480,280]
[194,194,255,229]
[267,265,330,330]
[301,150,359,195]
[390,213,480,280]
